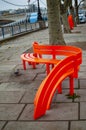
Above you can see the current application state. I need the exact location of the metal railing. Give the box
[0,21,48,40]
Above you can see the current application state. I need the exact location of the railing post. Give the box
[30,24,32,30]
[1,27,4,39]
[19,24,21,33]
[34,23,36,30]
[25,21,27,31]
[11,26,14,36]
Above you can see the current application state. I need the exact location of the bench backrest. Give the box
[33,42,82,65]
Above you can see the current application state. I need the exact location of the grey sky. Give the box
[0,0,47,11]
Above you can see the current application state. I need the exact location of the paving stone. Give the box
[19,103,78,120]
[78,72,86,79]
[81,57,86,65]
[29,80,43,89]
[64,33,86,43]
[80,65,86,71]
[20,80,43,103]
[0,64,40,83]
[0,80,41,91]
[0,121,6,130]
[19,104,34,120]
[20,89,37,103]
[80,79,86,88]
[55,89,72,102]
[71,121,86,130]
[24,64,45,73]
[83,50,86,55]
[0,91,25,103]
[73,89,86,102]
[0,65,16,73]
[4,121,68,130]
[80,102,86,119]
[35,73,47,81]
[0,73,11,82]
[0,61,19,66]
[81,62,86,66]
[0,104,24,120]
[62,78,78,88]
[0,82,31,91]
[0,83,9,91]
[20,80,47,103]
[9,71,36,82]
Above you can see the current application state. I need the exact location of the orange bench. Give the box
[21,42,82,75]
[20,42,82,119]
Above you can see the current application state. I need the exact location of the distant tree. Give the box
[68,0,76,26]
[46,0,65,45]
[75,0,85,24]
[60,0,71,33]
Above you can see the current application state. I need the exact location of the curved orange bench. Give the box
[31,42,82,120]
[21,42,82,75]
[20,42,82,120]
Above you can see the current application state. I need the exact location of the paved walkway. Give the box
[0,24,86,130]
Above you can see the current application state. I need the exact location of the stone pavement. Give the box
[0,24,86,130]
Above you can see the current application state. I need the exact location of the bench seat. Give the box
[21,53,61,75]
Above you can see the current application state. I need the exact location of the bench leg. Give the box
[32,63,36,69]
[46,64,50,75]
[28,62,31,65]
[28,62,36,69]
[51,64,54,69]
[22,60,26,70]
[69,76,74,95]
[58,83,62,94]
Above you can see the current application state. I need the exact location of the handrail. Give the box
[0,21,48,40]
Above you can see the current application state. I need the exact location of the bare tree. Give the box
[69,0,76,26]
[46,0,66,45]
[60,0,71,33]
[75,0,85,24]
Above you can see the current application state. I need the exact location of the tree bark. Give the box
[75,0,80,24]
[46,0,66,45]
[60,2,71,33]
[62,12,71,33]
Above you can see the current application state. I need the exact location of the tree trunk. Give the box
[62,12,71,33]
[46,0,66,45]
[75,0,80,24]
[60,1,71,33]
